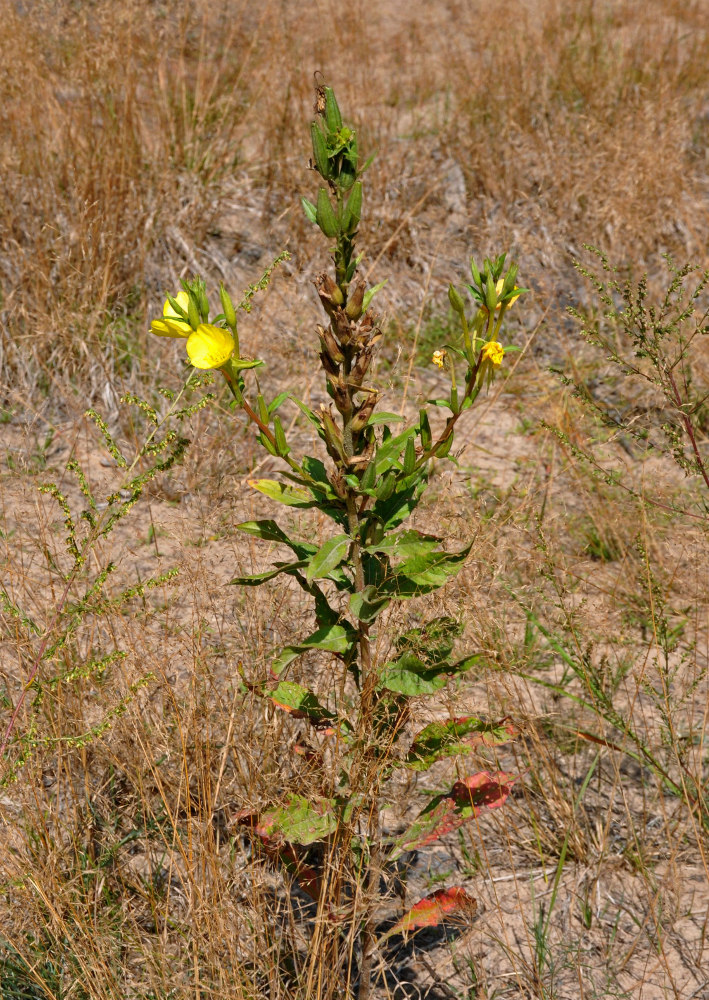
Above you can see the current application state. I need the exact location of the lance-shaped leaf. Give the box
[388,771,517,860]
[230,559,309,586]
[272,622,356,675]
[306,533,350,583]
[248,479,318,508]
[405,716,519,771]
[258,794,338,846]
[379,887,477,942]
[236,519,317,561]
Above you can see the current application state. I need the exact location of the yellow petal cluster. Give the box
[186,324,236,370]
[481,341,505,366]
[432,349,447,369]
[494,279,520,310]
[150,291,191,338]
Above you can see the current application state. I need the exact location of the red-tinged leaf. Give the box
[388,771,517,860]
[232,811,322,901]
[405,716,518,770]
[265,680,336,728]
[257,794,338,846]
[450,770,517,816]
[379,887,477,941]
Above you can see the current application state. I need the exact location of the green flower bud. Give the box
[220,284,237,330]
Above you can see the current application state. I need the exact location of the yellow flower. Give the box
[150,290,191,338]
[481,341,505,366]
[186,324,235,370]
[432,349,447,369]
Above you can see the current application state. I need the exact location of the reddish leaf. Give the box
[380,887,477,941]
[389,771,517,860]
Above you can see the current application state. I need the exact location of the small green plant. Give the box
[559,249,709,515]
[146,84,525,998]
[0,381,209,784]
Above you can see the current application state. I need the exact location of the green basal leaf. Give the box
[306,533,350,583]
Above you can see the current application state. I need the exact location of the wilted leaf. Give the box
[405,716,518,770]
[379,887,477,941]
[388,771,517,859]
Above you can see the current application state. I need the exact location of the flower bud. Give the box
[220,284,237,329]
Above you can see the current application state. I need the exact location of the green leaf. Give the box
[405,716,519,771]
[230,559,308,586]
[269,391,290,414]
[249,479,317,508]
[264,681,336,727]
[306,533,350,583]
[366,411,405,426]
[378,650,448,695]
[272,623,355,675]
[259,794,338,846]
[374,425,417,476]
[362,279,388,315]
[386,543,472,593]
[301,196,318,224]
[231,357,265,372]
[364,529,441,561]
[349,585,390,623]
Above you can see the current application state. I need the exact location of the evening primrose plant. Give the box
[150,86,524,1000]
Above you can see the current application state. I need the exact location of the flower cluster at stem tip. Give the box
[149,288,236,371]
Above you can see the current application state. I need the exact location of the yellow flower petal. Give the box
[151,318,190,338]
[186,324,235,370]
[162,290,191,333]
[481,341,505,366]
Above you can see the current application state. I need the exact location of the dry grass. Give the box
[1,0,709,997]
